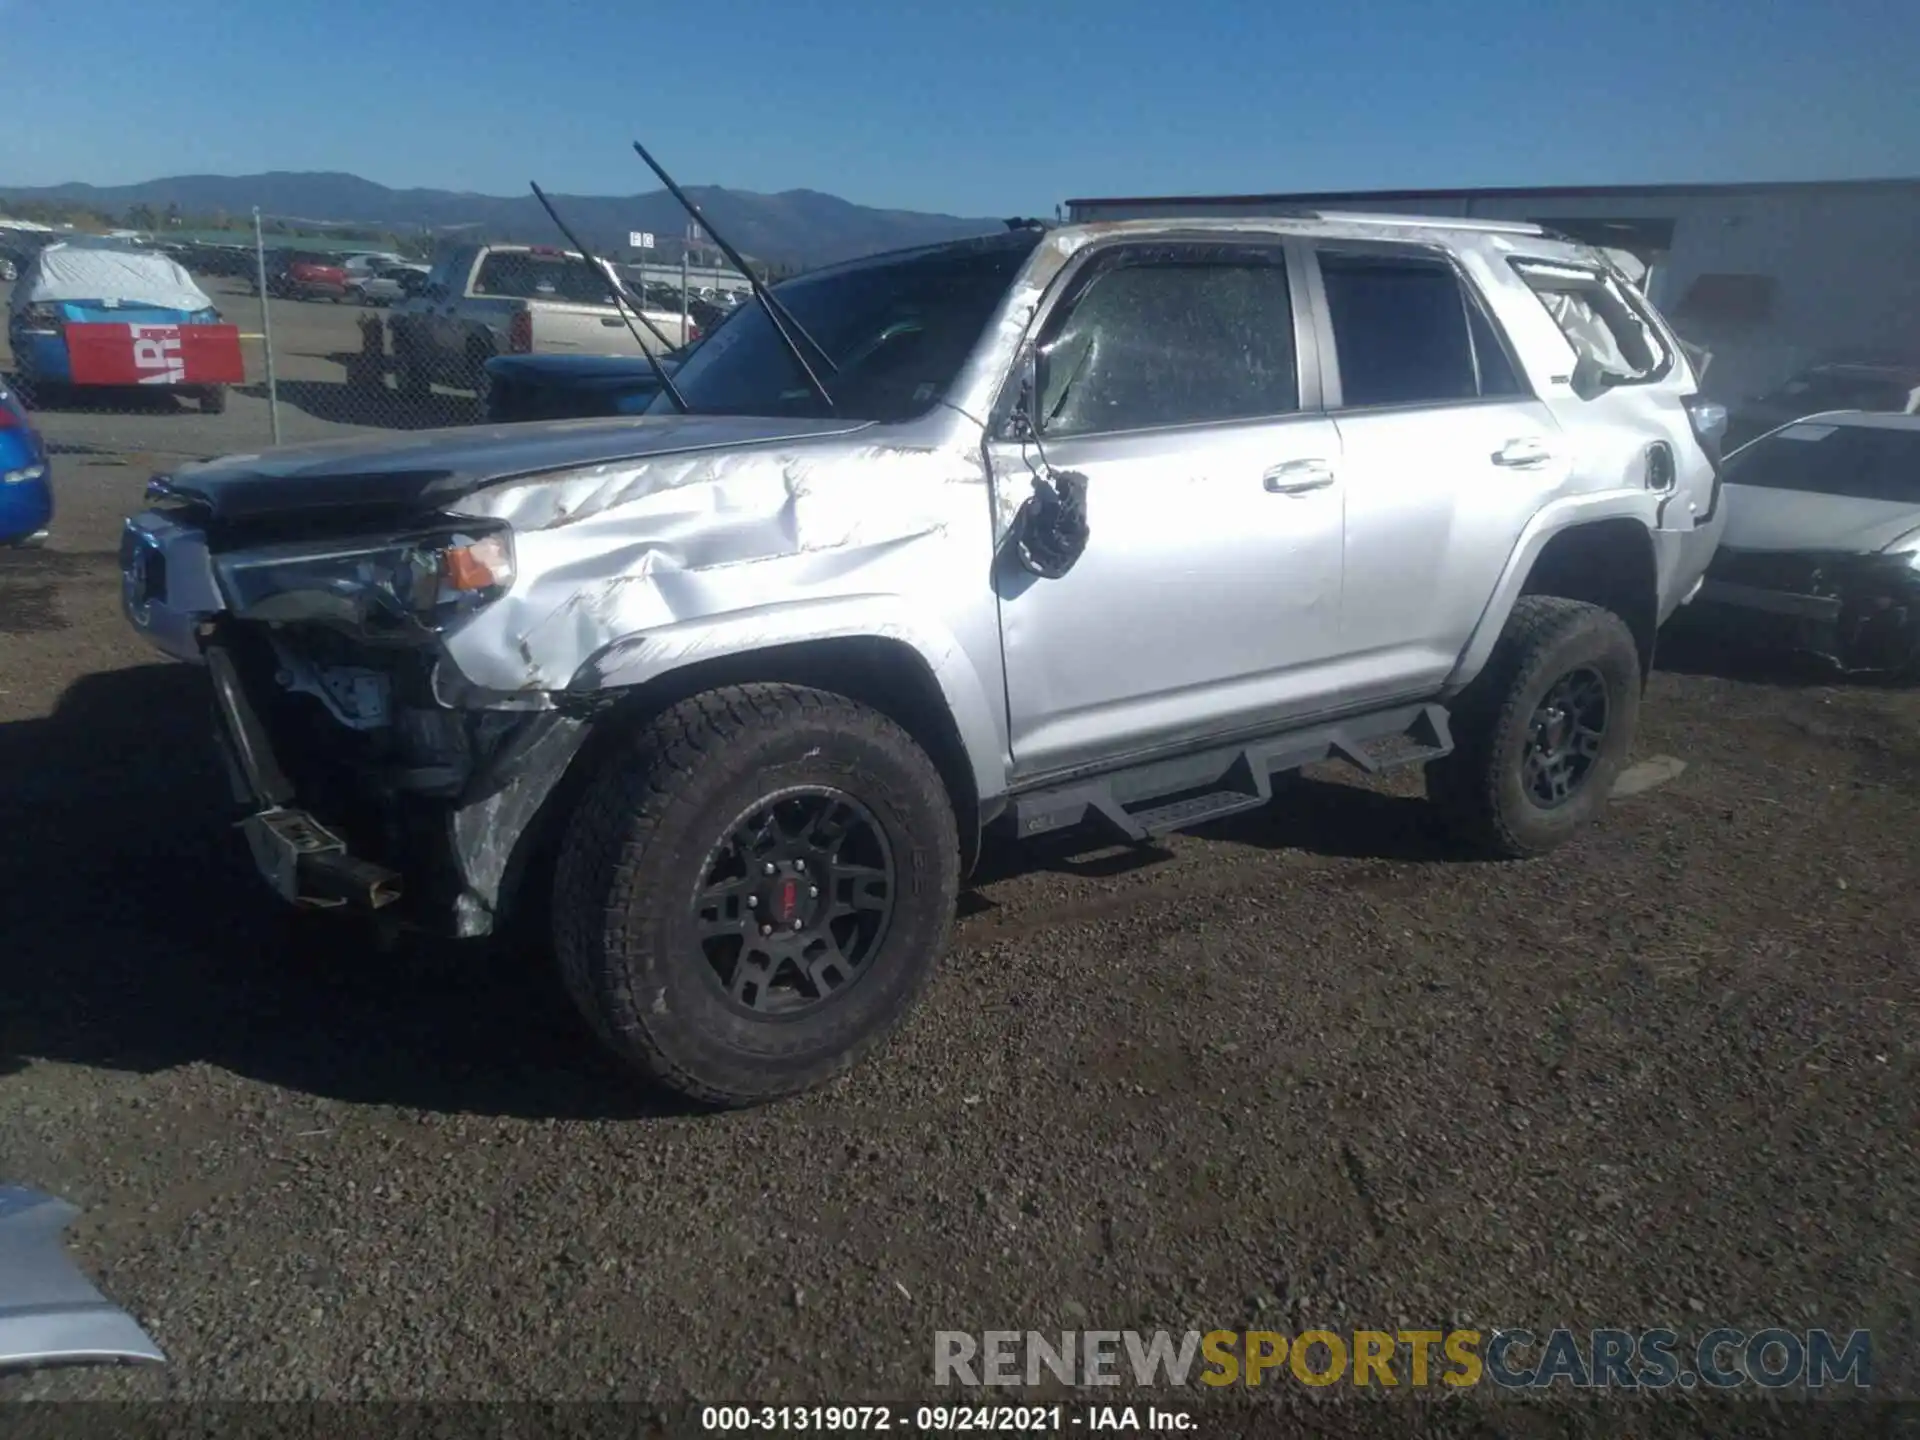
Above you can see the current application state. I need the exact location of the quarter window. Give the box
[1513,259,1670,385]
[1033,247,1298,438]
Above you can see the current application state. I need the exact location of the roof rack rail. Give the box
[1310,210,1547,236]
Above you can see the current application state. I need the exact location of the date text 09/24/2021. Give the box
[700,1406,1189,1432]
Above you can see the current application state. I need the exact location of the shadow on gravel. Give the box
[0,546,100,635]
[0,662,689,1122]
[969,773,1473,888]
[8,376,194,417]
[3,663,1479,1117]
[237,378,479,432]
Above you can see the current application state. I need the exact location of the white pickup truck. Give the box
[386,243,696,400]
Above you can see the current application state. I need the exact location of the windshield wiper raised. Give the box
[528,180,691,414]
[630,139,835,413]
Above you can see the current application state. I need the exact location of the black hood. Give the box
[152,414,873,539]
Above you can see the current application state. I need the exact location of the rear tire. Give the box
[198,385,227,415]
[1426,596,1641,859]
[552,684,960,1108]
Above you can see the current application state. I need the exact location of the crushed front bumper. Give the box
[1691,547,1920,671]
[201,628,590,937]
[204,641,407,913]
[121,511,589,937]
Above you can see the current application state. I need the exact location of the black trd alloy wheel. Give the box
[1427,596,1642,858]
[553,684,960,1107]
[692,788,897,1018]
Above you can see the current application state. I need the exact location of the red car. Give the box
[255,250,352,302]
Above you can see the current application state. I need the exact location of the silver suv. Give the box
[119,213,1728,1106]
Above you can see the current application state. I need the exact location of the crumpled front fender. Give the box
[0,1186,165,1371]
[570,592,1010,804]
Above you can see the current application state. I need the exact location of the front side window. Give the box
[1032,245,1298,439]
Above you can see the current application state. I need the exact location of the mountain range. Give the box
[0,171,1013,268]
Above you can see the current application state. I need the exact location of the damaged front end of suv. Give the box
[120,222,1051,951]
[126,482,593,936]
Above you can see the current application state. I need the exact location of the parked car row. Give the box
[246,248,429,305]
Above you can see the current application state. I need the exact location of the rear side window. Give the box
[1034,246,1298,438]
[1513,260,1670,386]
[1318,251,1526,408]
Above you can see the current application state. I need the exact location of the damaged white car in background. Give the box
[1690,411,1920,674]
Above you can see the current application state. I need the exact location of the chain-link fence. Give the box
[9,184,1920,475]
[1,222,750,471]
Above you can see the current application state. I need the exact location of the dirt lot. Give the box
[1,431,1916,1430]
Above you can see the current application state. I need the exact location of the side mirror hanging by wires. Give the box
[1007,384,1089,580]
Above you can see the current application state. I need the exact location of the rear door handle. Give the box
[1263,460,1335,494]
[1492,438,1552,469]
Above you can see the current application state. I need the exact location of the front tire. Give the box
[1426,596,1642,858]
[553,684,961,1107]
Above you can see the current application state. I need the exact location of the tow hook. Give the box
[239,807,403,910]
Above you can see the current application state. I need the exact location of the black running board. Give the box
[1006,703,1454,844]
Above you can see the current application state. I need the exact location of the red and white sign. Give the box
[65,323,246,387]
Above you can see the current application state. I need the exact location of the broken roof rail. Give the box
[1309,211,1548,235]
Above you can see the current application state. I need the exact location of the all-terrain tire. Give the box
[552,684,961,1108]
[1426,596,1642,859]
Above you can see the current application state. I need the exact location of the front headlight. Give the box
[215,524,515,638]
[1882,527,1920,569]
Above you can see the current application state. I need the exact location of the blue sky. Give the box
[7,0,1916,217]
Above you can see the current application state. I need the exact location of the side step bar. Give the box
[1006,702,1454,844]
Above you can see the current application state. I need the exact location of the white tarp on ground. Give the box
[11,243,214,314]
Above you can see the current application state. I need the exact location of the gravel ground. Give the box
[1,443,1915,1434]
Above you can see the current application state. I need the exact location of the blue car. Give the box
[6,241,231,414]
[0,379,52,545]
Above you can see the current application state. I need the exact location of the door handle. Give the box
[1492,438,1552,469]
[1262,460,1335,494]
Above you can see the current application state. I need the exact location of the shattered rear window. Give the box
[1513,259,1670,386]
[1724,422,1920,503]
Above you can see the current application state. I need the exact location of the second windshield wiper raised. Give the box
[630,138,835,413]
